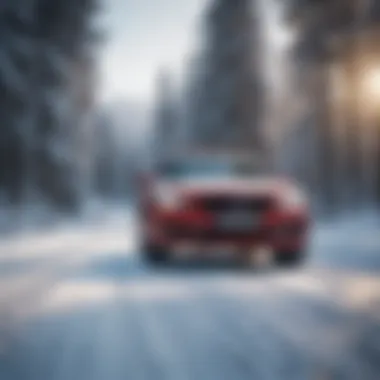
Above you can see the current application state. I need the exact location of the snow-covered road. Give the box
[1,210,380,380]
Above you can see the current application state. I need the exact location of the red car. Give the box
[138,154,310,267]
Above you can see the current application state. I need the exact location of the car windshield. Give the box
[159,158,261,180]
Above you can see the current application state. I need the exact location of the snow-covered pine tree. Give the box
[285,0,380,212]
[152,68,179,167]
[192,0,265,153]
[0,0,99,211]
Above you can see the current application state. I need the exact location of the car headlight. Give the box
[280,188,308,211]
[154,186,183,210]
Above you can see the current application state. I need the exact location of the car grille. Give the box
[195,196,274,214]
[168,226,269,241]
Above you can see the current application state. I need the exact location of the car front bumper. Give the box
[145,208,309,256]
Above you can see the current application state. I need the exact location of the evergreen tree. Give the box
[284,0,380,212]
[192,0,264,152]
[0,0,99,211]
[152,68,179,167]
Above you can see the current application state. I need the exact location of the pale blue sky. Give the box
[99,0,208,103]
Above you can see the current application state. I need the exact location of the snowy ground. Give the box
[1,208,380,380]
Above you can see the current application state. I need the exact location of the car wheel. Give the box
[143,244,168,265]
[275,251,304,267]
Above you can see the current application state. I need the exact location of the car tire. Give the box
[143,244,168,265]
[275,251,304,267]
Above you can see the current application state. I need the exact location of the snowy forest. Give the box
[0,0,97,207]
[0,0,99,212]
[2,0,380,231]
[0,0,149,229]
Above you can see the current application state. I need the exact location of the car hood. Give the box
[156,177,290,198]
